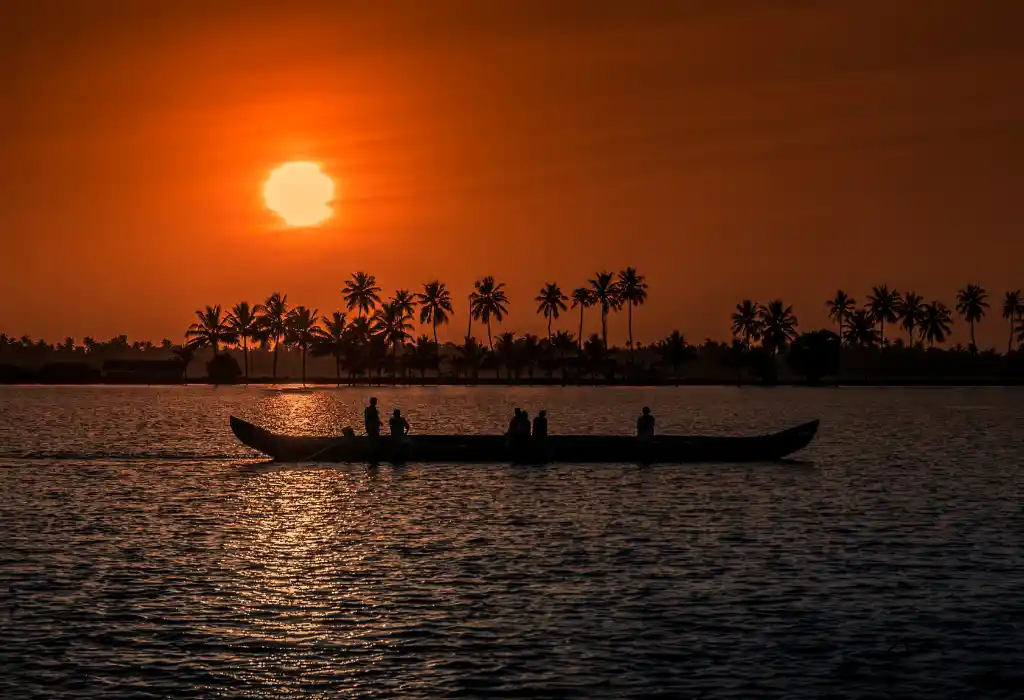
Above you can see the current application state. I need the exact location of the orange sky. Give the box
[2,1,1023,347]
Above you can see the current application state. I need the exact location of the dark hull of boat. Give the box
[229,416,819,464]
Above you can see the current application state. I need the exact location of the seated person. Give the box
[637,406,655,440]
[532,410,548,438]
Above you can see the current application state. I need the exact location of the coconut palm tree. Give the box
[343,271,382,319]
[257,292,289,381]
[731,300,761,349]
[405,335,437,381]
[536,282,568,340]
[372,302,413,377]
[1002,290,1022,353]
[185,305,236,354]
[844,310,879,347]
[825,290,856,341]
[919,301,953,347]
[955,283,989,352]
[617,267,648,359]
[519,334,540,379]
[469,276,509,349]
[416,280,453,345]
[866,285,900,346]
[314,311,348,386]
[226,301,259,382]
[656,330,691,383]
[392,289,417,321]
[588,271,620,349]
[284,306,322,385]
[570,287,594,351]
[494,331,518,379]
[757,300,799,355]
[897,292,925,348]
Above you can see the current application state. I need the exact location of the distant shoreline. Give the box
[2,376,1022,388]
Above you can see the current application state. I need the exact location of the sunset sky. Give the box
[2,1,1022,347]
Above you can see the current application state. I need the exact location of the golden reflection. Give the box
[210,467,391,649]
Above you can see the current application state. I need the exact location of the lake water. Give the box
[1,385,1023,698]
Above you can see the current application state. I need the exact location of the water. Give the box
[1,385,1023,698]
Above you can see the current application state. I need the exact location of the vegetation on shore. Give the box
[2,274,1024,385]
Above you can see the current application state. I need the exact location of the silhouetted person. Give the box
[389,408,410,436]
[364,397,381,437]
[519,410,531,436]
[533,410,548,438]
[508,408,523,436]
[637,406,655,440]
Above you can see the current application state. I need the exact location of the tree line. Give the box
[3,275,1023,384]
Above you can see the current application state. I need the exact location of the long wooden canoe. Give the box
[230,416,819,464]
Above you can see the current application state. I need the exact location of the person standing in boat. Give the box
[519,410,531,437]
[364,397,382,437]
[532,410,548,438]
[637,406,655,440]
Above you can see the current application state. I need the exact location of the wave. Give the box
[0,450,249,462]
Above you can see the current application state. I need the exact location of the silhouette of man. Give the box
[389,408,410,438]
[532,410,548,438]
[364,397,381,437]
[637,406,655,440]
[508,408,523,436]
[519,410,531,436]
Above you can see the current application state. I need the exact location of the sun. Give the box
[263,162,335,227]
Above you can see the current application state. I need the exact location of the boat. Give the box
[229,416,819,464]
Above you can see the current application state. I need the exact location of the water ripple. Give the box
[1,386,1023,698]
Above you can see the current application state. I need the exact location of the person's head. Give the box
[642,406,650,415]
[393,408,401,417]
[369,397,377,406]
[539,410,546,418]
[514,407,521,416]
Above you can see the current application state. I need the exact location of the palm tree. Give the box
[1002,290,1022,353]
[226,301,259,382]
[656,330,691,383]
[342,271,382,319]
[392,289,417,321]
[955,283,989,352]
[416,280,454,345]
[844,310,879,347]
[495,331,518,379]
[731,300,762,349]
[284,306,322,385]
[866,285,900,346]
[570,288,594,351]
[551,330,577,380]
[372,302,413,377]
[314,311,348,386]
[519,334,540,379]
[897,292,925,348]
[617,267,648,360]
[825,290,856,341]
[919,301,953,347]
[257,292,289,381]
[469,276,509,349]
[588,271,620,349]
[406,335,437,381]
[185,305,235,354]
[536,282,568,340]
[757,300,799,355]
